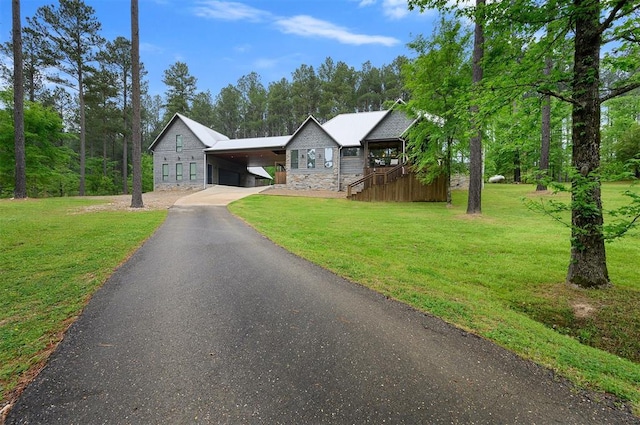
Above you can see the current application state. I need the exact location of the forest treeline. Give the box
[1,0,638,199]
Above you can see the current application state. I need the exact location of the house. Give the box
[149,102,447,201]
[149,113,275,190]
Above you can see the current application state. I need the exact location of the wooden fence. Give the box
[348,166,447,202]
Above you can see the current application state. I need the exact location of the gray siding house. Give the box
[149,113,273,190]
[149,100,432,196]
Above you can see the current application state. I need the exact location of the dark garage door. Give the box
[219,169,241,186]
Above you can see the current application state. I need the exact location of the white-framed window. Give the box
[324,148,333,168]
[307,148,316,168]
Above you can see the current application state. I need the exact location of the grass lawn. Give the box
[0,198,167,407]
[229,182,640,413]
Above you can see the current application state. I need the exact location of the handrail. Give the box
[347,162,407,197]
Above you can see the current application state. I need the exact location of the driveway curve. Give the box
[6,200,639,424]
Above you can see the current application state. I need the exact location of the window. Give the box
[369,147,400,167]
[342,148,360,157]
[176,135,183,152]
[291,150,299,169]
[176,163,183,181]
[190,162,197,180]
[324,148,333,168]
[307,148,316,168]
[162,163,169,181]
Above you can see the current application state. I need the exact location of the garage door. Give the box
[219,169,241,186]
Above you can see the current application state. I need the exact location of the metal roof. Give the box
[247,167,273,179]
[176,113,229,147]
[204,135,290,152]
[322,110,389,147]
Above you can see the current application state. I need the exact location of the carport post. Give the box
[203,152,207,189]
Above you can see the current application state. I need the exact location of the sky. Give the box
[0,0,441,98]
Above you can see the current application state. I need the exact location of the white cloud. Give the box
[234,44,252,53]
[192,1,270,22]
[359,0,377,6]
[382,0,410,19]
[253,58,279,69]
[275,15,399,46]
[140,42,164,54]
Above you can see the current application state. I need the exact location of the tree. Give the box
[212,84,243,138]
[291,64,320,123]
[1,17,50,103]
[12,0,26,199]
[237,72,267,137]
[130,0,143,208]
[356,61,383,112]
[1,90,76,197]
[408,0,640,287]
[30,0,104,196]
[537,58,552,191]
[191,90,215,128]
[142,93,164,147]
[266,78,294,136]
[318,57,357,119]
[403,18,472,205]
[466,0,485,215]
[162,61,197,122]
[99,36,133,194]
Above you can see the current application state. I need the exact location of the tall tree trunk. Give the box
[467,0,485,214]
[446,136,452,206]
[123,74,129,194]
[79,71,86,196]
[537,57,552,191]
[513,150,521,183]
[122,134,128,194]
[12,0,27,199]
[130,0,143,208]
[566,0,609,288]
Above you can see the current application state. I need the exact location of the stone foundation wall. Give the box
[287,170,339,191]
[340,173,363,193]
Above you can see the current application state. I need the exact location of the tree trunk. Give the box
[467,0,485,214]
[79,70,86,196]
[513,150,521,183]
[537,57,552,191]
[446,136,452,206]
[130,0,144,208]
[566,0,609,288]
[122,134,128,194]
[12,0,27,199]
[123,70,129,194]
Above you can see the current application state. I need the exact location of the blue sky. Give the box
[1,0,439,98]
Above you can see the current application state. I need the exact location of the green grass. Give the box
[229,183,640,413]
[0,198,167,405]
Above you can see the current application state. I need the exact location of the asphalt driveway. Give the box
[6,198,639,423]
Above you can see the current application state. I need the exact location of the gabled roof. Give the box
[149,113,229,151]
[204,135,290,152]
[286,115,339,148]
[322,110,388,147]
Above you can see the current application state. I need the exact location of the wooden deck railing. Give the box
[346,163,406,197]
[347,163,448,202]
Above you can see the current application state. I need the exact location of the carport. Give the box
[203,135,289,187]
